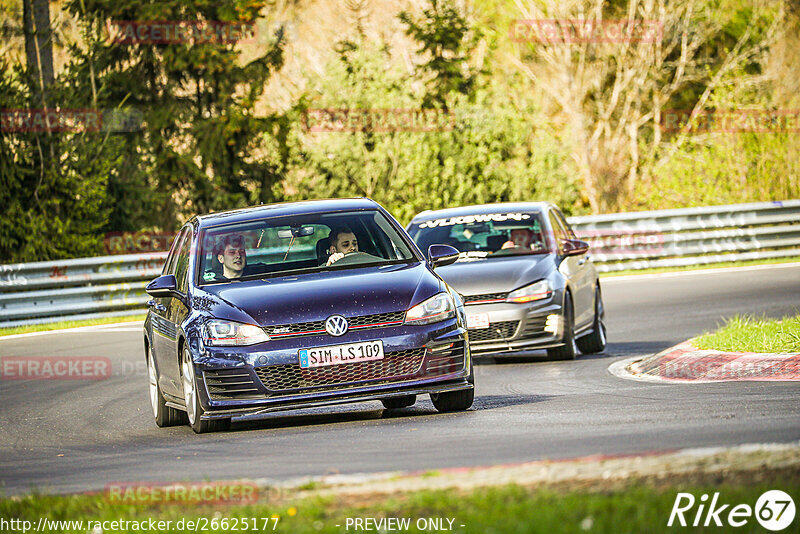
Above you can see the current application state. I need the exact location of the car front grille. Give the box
[254,347,426,393]
[463,292,508,305]
[468,321,520,342]
[204,368,263,400]
[264,311,406,338]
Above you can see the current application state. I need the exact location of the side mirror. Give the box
[145,274,181,298]
[428,244,460,268]
[562,239,590,256]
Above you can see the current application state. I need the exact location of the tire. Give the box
[381,395,416,410]
[430,365,474,413]
[148,344,187,427]
[181,346,231,434]
[576,286,607,354]
[546,293,577,361]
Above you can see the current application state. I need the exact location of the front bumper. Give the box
[186,378,472,421]
[182,320,470,419]
[463,295,564,355]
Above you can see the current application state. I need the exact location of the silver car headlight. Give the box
[204,319,270,346]
[506,280,552,303]
[404,293,456,325]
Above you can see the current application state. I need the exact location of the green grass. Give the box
[0,315,146,337]
[599,256,800,277]
[1,474,798,533]
[694,314,800,353]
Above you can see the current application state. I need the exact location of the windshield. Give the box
[198,210,417,284]
[407,212,551,261]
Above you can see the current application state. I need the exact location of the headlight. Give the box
[506,280,552,303]
[404,293,456,325]
[204,319,270,346]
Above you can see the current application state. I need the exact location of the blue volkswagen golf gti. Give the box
[144,198,473,433]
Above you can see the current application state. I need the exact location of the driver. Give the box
[216,234,247,279]
[501,228,534,250]
[326,227,358,266]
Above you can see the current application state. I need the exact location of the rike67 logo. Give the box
[668,490,795,530]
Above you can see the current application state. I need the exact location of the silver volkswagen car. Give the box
[407,203,606,360]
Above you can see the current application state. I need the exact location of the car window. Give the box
[173,227,193,291]
[162,228,188,276]
[407,212,548,260]
[197,210,416,284]
[548,210,569,252]
[553,209,576,239]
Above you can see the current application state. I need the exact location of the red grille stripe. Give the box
[270,329,326,338]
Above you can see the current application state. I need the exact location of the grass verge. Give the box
[694,313,800,353]
[599,256,800,277]
[0,315,146,337]
[1,467,798,533]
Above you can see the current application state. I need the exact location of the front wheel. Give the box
[576,286,607,354]
[182,347,230,434]
[546,293,577,361]
[430,365,474,412]
[148,345,187,427]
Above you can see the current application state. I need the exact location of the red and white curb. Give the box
[609,342,800,383]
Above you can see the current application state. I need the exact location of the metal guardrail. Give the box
[0,200,798,328]
[568,199,800,272]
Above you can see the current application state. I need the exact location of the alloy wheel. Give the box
[182,349,197,425]
[147,350,159,419]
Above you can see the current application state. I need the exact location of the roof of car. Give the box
[193,198,381,227]
[409,202,553,223]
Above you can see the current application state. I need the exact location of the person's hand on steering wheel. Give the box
[326,252,345,265]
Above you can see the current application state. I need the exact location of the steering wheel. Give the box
[333,251,381,266]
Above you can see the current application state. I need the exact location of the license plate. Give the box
[467,313,490,329]
[299,340,384,369]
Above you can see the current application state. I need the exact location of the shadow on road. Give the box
[223,391,554,433]
[472,393,554,410]
[602,341,675,357]
[470,341,676,364]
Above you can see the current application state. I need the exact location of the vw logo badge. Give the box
[325,315,348,337]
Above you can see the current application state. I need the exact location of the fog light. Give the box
[544,314,560,334]
[428,342,454,353]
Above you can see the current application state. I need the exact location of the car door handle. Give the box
[577,257,587,266]
[147,300,166,312]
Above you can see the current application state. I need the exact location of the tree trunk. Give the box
[22,0,54,104]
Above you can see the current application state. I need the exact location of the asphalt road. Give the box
[1,264,799,496]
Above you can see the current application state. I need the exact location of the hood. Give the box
[194,262,439,326]
[435,255,554,296]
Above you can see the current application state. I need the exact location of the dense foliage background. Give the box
[1,0,798,261]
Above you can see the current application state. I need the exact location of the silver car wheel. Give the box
[598,320,607,346]
[147,351,159,419]
[182,350,197,425]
